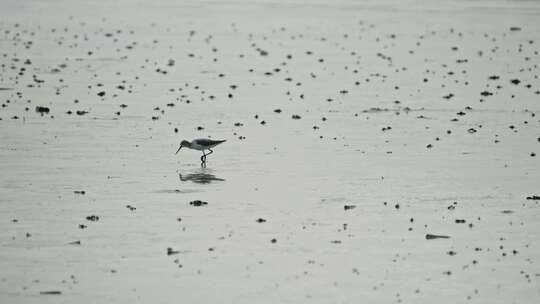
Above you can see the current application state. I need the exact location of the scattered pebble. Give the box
[40,291,62,295]
[425,234,450,240]
[189,200,208,207]
[85,215,99,221]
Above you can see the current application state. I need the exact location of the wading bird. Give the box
[175,138,226,165]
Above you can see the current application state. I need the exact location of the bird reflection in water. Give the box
[177,168,225,184]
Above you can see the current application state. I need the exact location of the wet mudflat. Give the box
[0,0,539,303]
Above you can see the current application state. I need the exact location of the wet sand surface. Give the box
[1,0,539,303]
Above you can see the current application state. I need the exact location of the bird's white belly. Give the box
[190,143,206,151]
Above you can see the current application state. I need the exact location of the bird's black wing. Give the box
[194,138,226,146]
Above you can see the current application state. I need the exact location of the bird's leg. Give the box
[200,150,207,162]
[200,149,213,165]
[200,153,206,167]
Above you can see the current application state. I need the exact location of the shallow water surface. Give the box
[0,0,539,303]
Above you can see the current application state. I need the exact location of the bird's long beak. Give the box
[175,145,182,154]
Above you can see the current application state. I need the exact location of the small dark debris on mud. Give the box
[35,106,50,114]
[85,215,99,221]
[40,291,62,295]
[190,200,208,206]
[167,247,179,255]
[425,234,450,240]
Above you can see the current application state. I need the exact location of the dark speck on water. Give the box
[167,247,179,255]
[40,291,62,295]
[190,200,208,206]
[426,234,450,240]
[86,215,99,221]
[35,106,50,114]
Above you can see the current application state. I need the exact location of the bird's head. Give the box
[175,140,191,154]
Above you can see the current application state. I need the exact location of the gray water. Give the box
[1,0,539,303]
